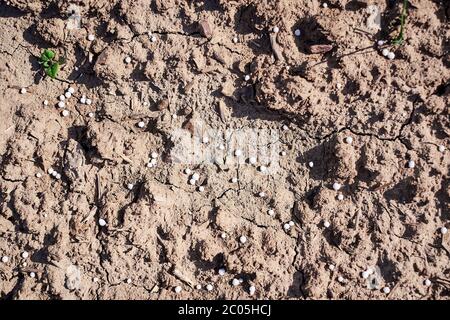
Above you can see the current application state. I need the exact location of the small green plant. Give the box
[392,0,408,45]
[38,49,65,79]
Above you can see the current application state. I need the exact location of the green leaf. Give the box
[40,53,49,62]
[45,62,60,79]
[43,61,50,68]
[43,49,55,60]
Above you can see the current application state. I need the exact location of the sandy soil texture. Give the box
[0,0,449,300]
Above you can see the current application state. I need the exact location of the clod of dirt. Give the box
[35,19,66,47]
[198,19,214,40]
[307,44,334,54]
[156,98,169,111]
[65,265,81,291]
[269,33,285,62]
[221,80,236,98]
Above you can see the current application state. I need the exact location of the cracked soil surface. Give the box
[0,0,449,299]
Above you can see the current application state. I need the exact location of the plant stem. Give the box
[393,0,408,45]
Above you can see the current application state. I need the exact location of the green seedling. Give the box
[392,0,408,45]
[38,49,65,79]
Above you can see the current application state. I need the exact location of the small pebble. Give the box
[20,88,27,94]
[294,29,301,37]
[362,271,370,279]
[218,144,225,150]
[249,156,257,164]
[438,145,445,152]
[126,278,132,284]
[231,177,238,183]
[424,279,432,287]
[86,99,92,105]
[62,110,70,117]
[65,91,72,98]
[48,168,54,175]
[55,173,61,180]
[239,235,247,244]
[174,286,182,293]
[172,114,178,119]
[244,75,250,81]
[43,100,49,106]
[283,223,291,231]
[221,232,227,239]
[93,277,99,282]
[407,160,415,168]
[218,268,226,276]
[233,36,238,43]
[308,161,314,168]
[267,209,275,216]
[377,40,385,46]
[124,56,132,64]
[289,221,294,227]
[58,101,65,108]
[337,276,344,283]
[87,34,95,41]
[382,48,389,56]
[249,285,256,295]
[198,186,205,192]
[196,284,202,290]
[232,278,240,286]
[88,112,95,118]
[323,220,331,228]
[184,168,192,175]
[272,26,279,33]
[282,124,289,131]
[328,264,335,271]
[68,87,75,94]
[36,172,42,178]
[382,287,390,294]
[441,226,448,235]
[345,136,353,144]
[137,121,145,128]
[387,51,395,60]
[332,182,341,191]
[127,183,134,190]
[59,95,65,101]
[30,272,36,278]
[21,251,29,259]
[189,178,196,185]
[98,218,107,227]
[234,149,242,157]
[259,165,267,173]
[1,256,9,263]
[322,2,328,8]
[337,194,344,201]
[151,36,157,42]
[192,173,200,181]
[202,136,209,144]
[258,191,266,198]
[206,284,213,291]
[280,151,286,156]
